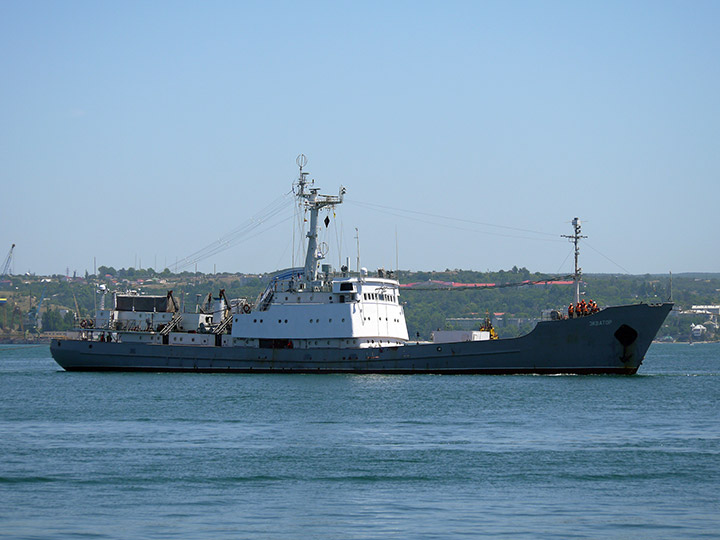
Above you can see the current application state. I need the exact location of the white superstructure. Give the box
[230,272,408,348]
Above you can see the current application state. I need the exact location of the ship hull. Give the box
[50,303,672,375]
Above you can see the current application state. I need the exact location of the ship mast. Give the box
[562,217,587,305]
[294,155,345,283]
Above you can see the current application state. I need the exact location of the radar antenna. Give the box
[561,218,587,305]
[294,154,312,197]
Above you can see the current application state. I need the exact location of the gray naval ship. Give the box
[51,157,672,375]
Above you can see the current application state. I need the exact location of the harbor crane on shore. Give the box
[1,244,15,276]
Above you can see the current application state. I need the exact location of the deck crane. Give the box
[1,244,15,276]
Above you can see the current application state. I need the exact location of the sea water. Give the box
[0,343,718,539]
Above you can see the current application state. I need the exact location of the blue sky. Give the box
[1,1,718,277]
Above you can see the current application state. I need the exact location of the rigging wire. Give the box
[346,199,561,238]
[294,200,307,267]
[333,214,343,269]
[228,214,295,253]
[402,274,576,292]
[585,242,631,274]
[273,234,295,272]
[345,200,564,243]
[172,193,294,272]
[349,199,634,275]
[556,247,573,275]
[292,195,297,267]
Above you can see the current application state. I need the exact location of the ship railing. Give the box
[66,328,119,343]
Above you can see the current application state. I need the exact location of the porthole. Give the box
[284,319,288,323]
